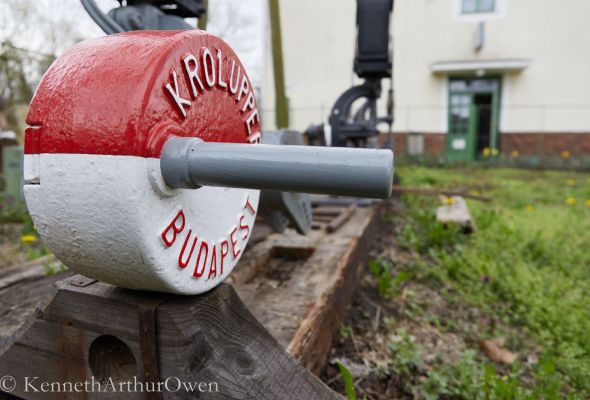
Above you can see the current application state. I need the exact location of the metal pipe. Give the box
[80,0,125,35]
[161,137,394,199]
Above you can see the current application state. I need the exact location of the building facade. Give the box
[264,0,590,160]
[393,0,590,160]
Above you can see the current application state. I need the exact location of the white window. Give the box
[462,0,495,14]
[454,0,504,22]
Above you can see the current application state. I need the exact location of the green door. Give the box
[446,93,477,162]
[445,78,501,162]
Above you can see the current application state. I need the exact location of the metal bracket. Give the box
[138,297,170,400]
[69,276,97,287]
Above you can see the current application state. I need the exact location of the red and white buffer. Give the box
[24,31,261,294]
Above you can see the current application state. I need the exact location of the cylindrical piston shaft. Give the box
[160,137,394,198]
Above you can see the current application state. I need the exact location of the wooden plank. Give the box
[0,277,339,400]
[0,255,57,290]
[313,215,336,222]
[234,204,381,374]
[288,206,379,372]
[0,270,72,353]
[436,196,475,233]
[311,221,325,230]
[326,204,357,233]
[272,245,316,260]
[226,239,275,285]
[312,206,346,216]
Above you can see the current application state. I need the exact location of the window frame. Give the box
[461,0,495,14]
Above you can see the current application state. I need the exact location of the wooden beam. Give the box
[197,0,208,30]
[236,205,381,374]
[0,276,340,399]
[268,0,289,128]
[327,204,357,233]
[393,186,492,202]
[436,196,475,233]
[0,255,56,290]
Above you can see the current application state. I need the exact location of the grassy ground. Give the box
[325,166,590,399]
[0,211,49,269]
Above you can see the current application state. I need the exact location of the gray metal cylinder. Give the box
[161,137,394,198]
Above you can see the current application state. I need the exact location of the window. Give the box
[449,94,471,135]
[462,0,495,14]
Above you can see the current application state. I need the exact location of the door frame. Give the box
[445,76,501,161]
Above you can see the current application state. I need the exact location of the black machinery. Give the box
[81,0,205,33]
[306,0,394,148]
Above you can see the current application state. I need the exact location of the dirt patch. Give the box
[321,198,542,399]
[322,269,469,399]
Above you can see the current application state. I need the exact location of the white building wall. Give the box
[393,0,590,134]
[262,0,590,135]
[263,0,357,131]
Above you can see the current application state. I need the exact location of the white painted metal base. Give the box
[24,154,259,295]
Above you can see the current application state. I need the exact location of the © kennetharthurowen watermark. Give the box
[0,375,218,394]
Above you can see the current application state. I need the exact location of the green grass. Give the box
[337,362,361,400]
[395,166,590,398]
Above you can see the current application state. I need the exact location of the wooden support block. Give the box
[326,204,357,233]
[0,276,339,399]
[0,200,381,397]
[312,207,344,217]
[436,196,475,233]
[311,222,325,230]
[236,205,381,374]
[0,270,72,353]
[314,215,336,223]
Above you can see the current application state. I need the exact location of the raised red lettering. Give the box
[244,196,256,215]
[193,240,209,278]
[208,245,218,279]
[220,240,229,275]
[230,227,241,259]
[161,210,185,247]
[239,214,250,240]
[178,229,197,268]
